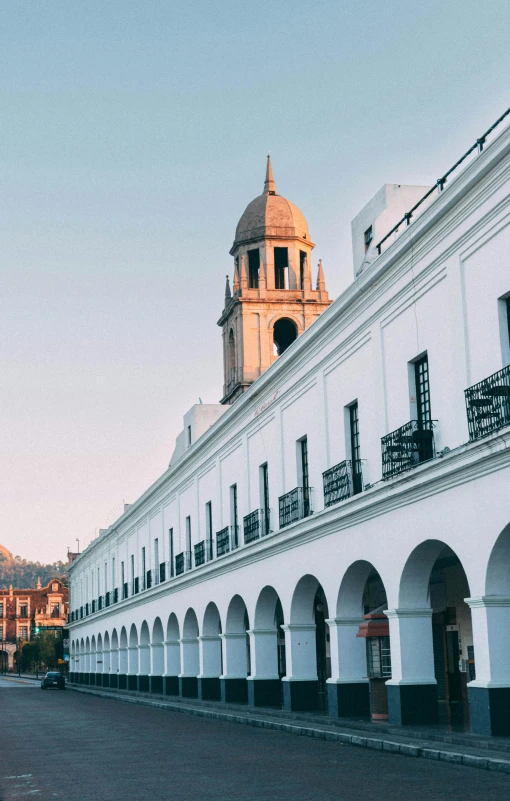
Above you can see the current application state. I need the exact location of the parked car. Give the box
[41,671,65,690]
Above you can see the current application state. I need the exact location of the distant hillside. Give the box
[0,552,68,589]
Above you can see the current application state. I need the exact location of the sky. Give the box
[2,0,509,563]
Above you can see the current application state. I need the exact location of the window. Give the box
[20,626,29,640]
[260,463,270,535]
[0,626,3,641]
[19,603,28,618]
[50,602,60,618]
[154,538,159,572]
[112,557,116,590]
[415,355,431,428]
[97,567,100,596]
[205,502,213,560]
[499,294,510,366]
[187,425,192,448]
[121,561,125,596]
[104,562,108,593]
[230,484,238,548]
[248,249,260,288]
[185,517,192,570]
[0,603,3,617]
[130,554,135,595]
[364,226,373,252]
[169,528,174,577]
[228,329,236,383]
[141,547,146,589]
[349,402,362,495]
[299,437,310,516]
[299,251,306,290]
[274,247,288,289]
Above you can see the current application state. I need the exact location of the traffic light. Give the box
[34,627,40,634]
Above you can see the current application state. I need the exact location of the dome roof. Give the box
[232,157,310,250]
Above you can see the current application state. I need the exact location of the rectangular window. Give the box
[19,603,28,618]
[299,437,310,516]
[20,626,28,640]
[112,557,116,590]
[205,502,213,560]
[104,562,108,593]
[169,528,174,577]
[141,547,146,589]
[154,538,159,572]
[349,402,362,495]
[415,355,431,427]
[187,425,192,448]
[121,561,124,588]
[260,463,270,535]
[0,603,3,617]
[248,249,260,289]
[299,251,306,290]
[364,225,373,252]
[0,626,3,641]
[185,517,192,570]
[130,554,135,595]
[97,567,100,596]
[500,294,510,366]
[274,247,288,289]
[230,484,238,548]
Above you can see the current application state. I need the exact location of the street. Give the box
[0,678,509,801]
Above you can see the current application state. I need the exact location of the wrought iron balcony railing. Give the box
[113,587,119,604]
[381,419,436,480]
[465,364,510,441]
[80,606,83,619]
[123,582,128,600]
[278,487,314,529]
[159,561,167,582]
[243,509,271,543]
[134,577,140,595]
[194,540,205,567]
[91,600,96,613]
[105,592,110,608]
[85,603,89,616]
[216,526,239,557]
[206,538,214,562]
[175,552,185,576]
[98,596,103,611]
[323,459,363,508]
[146,569,152,590]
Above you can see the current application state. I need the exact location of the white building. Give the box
[68,114,510,737]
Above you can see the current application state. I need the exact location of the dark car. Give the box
[41,671,65,690]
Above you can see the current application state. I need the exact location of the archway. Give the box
[138,621,150,692]
[164,613,180,695]
[180,608,199,698]
[80,638,85,682]
[394,540,472,728]
[150,617,164,694]
[273,318,297,356]
[127,624,138,691]
[249,586,285,707]
[199,602,222,700]
[110,629,119,688]
[96,634,103,684]
[285,574,331,712]
[103,631,110,686]
[228,329,236,384]
[222,595,250,703]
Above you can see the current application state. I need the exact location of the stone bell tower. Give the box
[218,156,331,405]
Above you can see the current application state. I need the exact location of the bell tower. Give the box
[218,157,331,405]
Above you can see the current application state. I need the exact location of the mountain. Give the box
[0,547,68,589]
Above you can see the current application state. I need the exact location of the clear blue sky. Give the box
[2,1,509,562]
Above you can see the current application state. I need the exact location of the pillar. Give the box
[220,633,248,703]
[137,643,150,692]
[179,637,199,698]
[149,641,164,694]
[247,629,281,707]
[198,635,222,701]
[466,596,510,736]
[385,608,438,725]
[326,618,370,718]
[281,624,319,712]
[163,639,180,696]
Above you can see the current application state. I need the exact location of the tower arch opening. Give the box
[273,318,298,356]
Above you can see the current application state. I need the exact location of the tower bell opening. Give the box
[273,318,297,356]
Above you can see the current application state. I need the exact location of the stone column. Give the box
[247,629,281,707]
[198,635,222,701]
[220,633,248,703]
[137,643,150,692]
[163,638,180,696]
[179,637,199,698]
[466,596,510,735]
[281,624,319,712]
[149,642,164,694]
[326,618,370,717]
[385,608,438,724]
[127,645,138,691]
[118,645,128,690]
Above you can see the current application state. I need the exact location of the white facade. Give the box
[68,117,510,735]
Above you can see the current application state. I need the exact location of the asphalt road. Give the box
[0,678,509,801]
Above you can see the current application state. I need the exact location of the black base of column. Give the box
[247,679,281,708]
[95,673,102,686]
[89,674,95,685]
[164,676,179,696]
[102,674,110,688]
[220,678,248,704]
[387,683,438,725]
[327,682,370,718]
[127,675,137,691]
[150,676,163,694]
[198,677,221,701]
[118,674,127,690]
[138,675,149,692]
[110,674,118,689]
[282,680,319,712]
[69,672,75,683]
[469,686,510,736]
[179,676,198,698]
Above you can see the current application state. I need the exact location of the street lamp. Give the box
[76,538,80,554]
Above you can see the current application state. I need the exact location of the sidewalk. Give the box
[68,682,510,774]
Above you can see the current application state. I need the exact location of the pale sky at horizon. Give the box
[2,1,509,563]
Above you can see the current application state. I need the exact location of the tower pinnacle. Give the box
[263,154,276,195]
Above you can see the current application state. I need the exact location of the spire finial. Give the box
[264,154,276,195]
[316,259,326,292]
[224,274,231,304]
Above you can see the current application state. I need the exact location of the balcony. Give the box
[122,582,128,600]
[194,540,205,567]
[97,596,103,611]
[465,364,510,441]
[91,600,96,613]
[134,577,140,595]
[278,487,313,529]
[216,526,239,557]
[85,603,89,616]
[381,419,436,480]
[105,592,110,608]
[113,588,119,604]
[159,562,167,582]
[243,509,271,544]
[146,569,152,590]
[80,606,83,619]
[323,460,363,508]
[175,552,185,576]
[206,538,214,562]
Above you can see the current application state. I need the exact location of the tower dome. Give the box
[231,156,311,252]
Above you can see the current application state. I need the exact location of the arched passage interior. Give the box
[180,608,199,698]
[248,586,285,707]
[222,595,250,703]
[199,602,222,701]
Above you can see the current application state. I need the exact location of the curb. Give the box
[68,685,510,774]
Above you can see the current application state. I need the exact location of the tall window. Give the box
[187,425,192,448]
[130,554,135,595]
[169,528,174,577]
[205,502,213,560]
[415,355,431,427]
[141,547,146,589]
[349,402,362,495]
[0,603,3,617]
[112,557,116,590]
[299,437,310,516]
[230,484,238,548]
[154,538,159,572]
[185,517,192,570]
[97,567,100,597]
[121,561,125,597]
[228,329,236,383]
[260,463,270,535]
[274,247,288,289]
[364,226,373,252]
[19,603,28,618]
[299,251,306,290]
[248,249,260,288]
[104,562,108,593]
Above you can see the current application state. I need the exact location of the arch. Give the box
[140,620,150,646]
[290,574,329,624]
[165,613,181,679]
[119,626,127,648]
[228,328,236,381]
[273,317,298,356]
[111,628,119,675]
[166,613,180,642]
[103,631,110,674]
[139,621,151,676]
[486,523,510,595]
[336,560,385,618]
[202,602,222,636]
[97,633,103,673]
[119,626,128,675]
[128,623,139,676]
[254,585,283,629]
[226,594,249,633]
[183,608,199,639]
[151,617,165,678]
[129,624,138,648]
[152,617,164,644]
[398,539,470,609]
